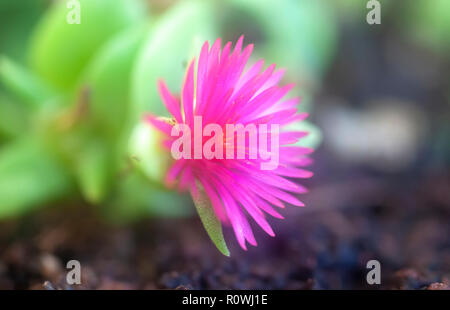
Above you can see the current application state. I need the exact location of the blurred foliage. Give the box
[0,0,47,61]
[0,135,72,218]
[401,0,450,54]
[0,0,347,221]
[132,0,217,118]
[29,0,146,90]
[222,0,337,86]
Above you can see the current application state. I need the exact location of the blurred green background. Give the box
[0,0,448,223]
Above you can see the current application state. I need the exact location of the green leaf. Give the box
[191,181,230,257]
[0,137,72,219]
[0,56,52,108]
[75,140,111,204]
[80,24,149,137]
[128,122,169,184]
[131,0,217,119]
[29,0,147,90]
[0,93,27,139]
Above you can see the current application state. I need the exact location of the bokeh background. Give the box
[0,0,449,289]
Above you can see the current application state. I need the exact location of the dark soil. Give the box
[0,167,449,290]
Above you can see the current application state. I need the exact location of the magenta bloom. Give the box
[146,36,313,251]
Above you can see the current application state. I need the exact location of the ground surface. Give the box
[0,167,449,290]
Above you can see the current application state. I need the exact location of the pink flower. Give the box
[146,36,313,251]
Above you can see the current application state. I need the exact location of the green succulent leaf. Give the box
[131,0,217,119]
[0,56,52,108]
[128,122,169,184]
[81,24,148,137]
[0,137,72,218]
[75,140,111,204]
[0,93,27,139]
[29,0,147,90]
[191,181,230,257]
